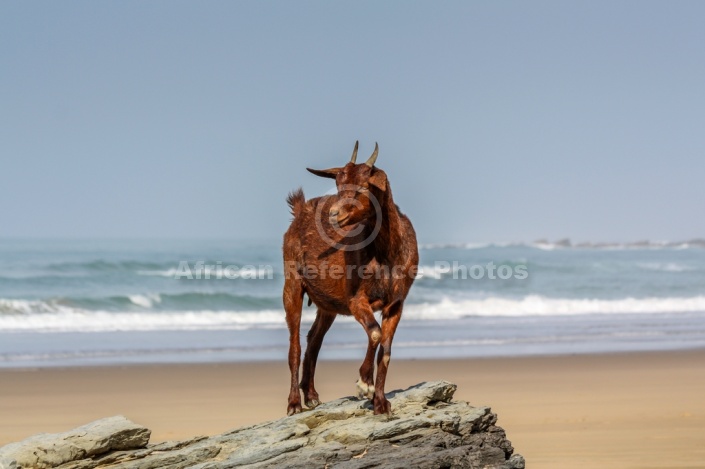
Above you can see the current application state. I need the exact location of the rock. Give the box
[0,416,150,469]
[554,238,571,248]
[0,381,523,469]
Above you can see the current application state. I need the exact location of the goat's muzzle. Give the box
[329,209,340,224]
[329,209,350,227]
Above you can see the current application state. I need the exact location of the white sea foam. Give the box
[532,242,559,251]
[417,263,492,279]
[137,268,182,277]
[2,295,705,333]
[0,307,302,333]
[416,265,446,279]
[128,294,162,308]
[402,295,705,319]
[0,299,57,315]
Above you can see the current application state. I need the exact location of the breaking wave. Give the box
[2,295,705,333]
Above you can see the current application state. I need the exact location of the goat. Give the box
[282,141,419,416]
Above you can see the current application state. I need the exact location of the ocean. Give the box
[1,238,704,367]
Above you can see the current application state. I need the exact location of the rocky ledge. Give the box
[0,381,524,469]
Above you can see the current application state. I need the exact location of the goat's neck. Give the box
[370,187,404,263]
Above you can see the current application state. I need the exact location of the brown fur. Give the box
[282,144,419,415]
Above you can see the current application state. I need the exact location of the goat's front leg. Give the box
[373,301,403,415]
[284,281,304,415]
[350,295,381,400]
[300,309,336,408]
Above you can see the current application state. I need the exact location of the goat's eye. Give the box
[358,187,369,193]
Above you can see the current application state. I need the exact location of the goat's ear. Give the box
[369,168,387,191]
[306,167,341,179]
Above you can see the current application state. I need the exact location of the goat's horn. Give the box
[350,140,359,164]
[365,142,379,167]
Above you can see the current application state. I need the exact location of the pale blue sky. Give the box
[1,1,703,243]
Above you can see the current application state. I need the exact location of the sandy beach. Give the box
[1,349,703,469]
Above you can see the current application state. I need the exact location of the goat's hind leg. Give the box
[300,310,336,408]
[284,280,304,416]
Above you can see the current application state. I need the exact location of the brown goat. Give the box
[282,142,419,416]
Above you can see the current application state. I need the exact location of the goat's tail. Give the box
[286,188,306,217]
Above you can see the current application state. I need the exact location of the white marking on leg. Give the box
[371,329,381,344]
[356,378,368,399]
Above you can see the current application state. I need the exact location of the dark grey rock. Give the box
[0,381,523,469]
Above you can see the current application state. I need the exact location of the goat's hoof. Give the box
[373,396,392,416]
[356,378,375,399]
[305,398,320,408]
[287,402,303,416]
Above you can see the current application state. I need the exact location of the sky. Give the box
[1,1,703,244]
